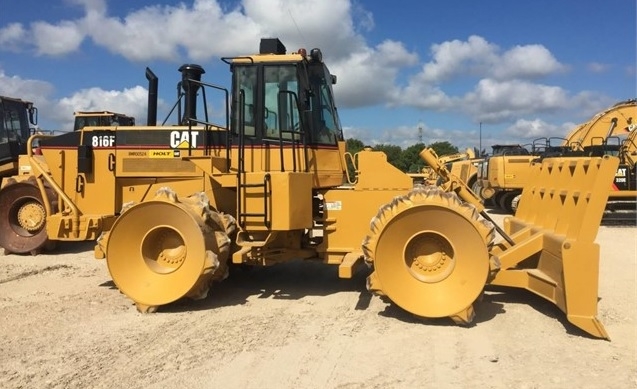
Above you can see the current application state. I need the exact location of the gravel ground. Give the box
[0,211,635,389]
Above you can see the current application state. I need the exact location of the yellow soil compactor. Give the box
[0,39,619,339]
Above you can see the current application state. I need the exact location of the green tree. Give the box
[428,141,459,157]
[345,138,365,153]
[401,142,427,172]
[342,138,462,174]
[373,143,404,170]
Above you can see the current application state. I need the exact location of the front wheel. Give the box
[363,186,494,324]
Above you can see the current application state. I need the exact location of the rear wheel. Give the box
[510,193,521,214]
[493,191,506,210]
[363,186,494,324]
[106,189,233,312]
[498,191,518,214]
[469,178,483,201]
[0,182,55,254]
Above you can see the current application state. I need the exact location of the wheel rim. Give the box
[404,231,456,283]
[141,226,188,274]
[17,201,46,232]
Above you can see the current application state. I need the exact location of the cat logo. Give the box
[170,130,199,148]
[615,168,627,177]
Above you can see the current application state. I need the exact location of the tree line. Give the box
[345,138,460,173]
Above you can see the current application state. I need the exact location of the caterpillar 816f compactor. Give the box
[2,39,619,339]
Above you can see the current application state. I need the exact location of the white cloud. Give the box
[32,21,84,56]
[418,36,565,84]
[14,0,369,63]
[56,86,150,130]
[0,1,620,148]
[463,79,569,122]
[504,118,574,140]
[587,62,609,73]
[419,35,498,83]
[352,2,375,32]
[493,44,566,80]
[0,68,155,132]
[0,23,27,50]
[342,126,373,144]
[393,36,570,122]
[0,71,54,100]
[333,40,418,107]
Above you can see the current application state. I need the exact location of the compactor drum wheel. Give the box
[364,186,494,324]
[0,182,55,254]
[106,189,233,312]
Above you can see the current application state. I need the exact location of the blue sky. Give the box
[0,0,634,150]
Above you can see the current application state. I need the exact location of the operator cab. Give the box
[228,38,343,147]
[0,96,37,168]
[73,111,135,131]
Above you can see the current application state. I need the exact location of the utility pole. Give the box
[479,122,482,156]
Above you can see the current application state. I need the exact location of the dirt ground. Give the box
[0,211,635,389]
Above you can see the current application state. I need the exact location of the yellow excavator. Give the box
[0,39,619,339]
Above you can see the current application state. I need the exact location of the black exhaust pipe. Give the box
[145,67,158,126]
[178,64,205,125]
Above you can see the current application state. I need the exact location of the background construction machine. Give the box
[0,109,135,254]
[0,96,38,184]
[616,126,637,190]
[475,144,537,212]
[0,39,620,339]
[409,148,480,187]
[73,111,135,131]
[477,99,636,214]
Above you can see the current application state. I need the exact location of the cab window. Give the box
[263,65,299,140]
[234,66,258,137]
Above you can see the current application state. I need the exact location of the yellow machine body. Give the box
[0,39,620,339]
[482,147,537,213]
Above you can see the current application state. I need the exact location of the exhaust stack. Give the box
[145,67,158,126]
[178,64,205,125]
